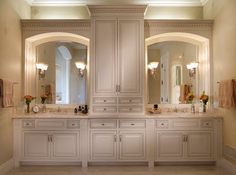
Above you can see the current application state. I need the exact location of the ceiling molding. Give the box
[24,0,208,7]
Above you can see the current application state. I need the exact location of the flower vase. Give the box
[26,103,30,113]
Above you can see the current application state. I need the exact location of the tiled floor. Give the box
[4,165,232,175]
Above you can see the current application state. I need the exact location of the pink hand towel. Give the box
[219,80,235,109]
[3,79,14,107]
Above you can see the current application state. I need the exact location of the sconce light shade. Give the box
[36,63,48,71]
[148,62,159,76]
[186,62,198,77]
[75,62,86,77]
[36,63,48,79]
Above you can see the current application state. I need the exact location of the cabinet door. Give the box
[23,132,50,159]
[156,132,183,160]
[90,130,117,160]
[52,132,79,159]
[186,132,212,158]
[119,131,145,160]
[118,20,142,96]
[93,19,117,96]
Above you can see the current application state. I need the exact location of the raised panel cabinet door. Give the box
[186,132,212,158]
[90,130,117,160]
[156,132,183,159]
[119,131,145,160]
[118,20,142,96]
[52,132,79,159]
[94,19,117,95]
[23,132,50,159]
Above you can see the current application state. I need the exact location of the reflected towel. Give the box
[179,84,191,104]
[0,79,3,107]
[219,80,236,108]
[2,79,14,107]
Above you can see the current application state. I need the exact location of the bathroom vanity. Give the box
[13,113,222,167]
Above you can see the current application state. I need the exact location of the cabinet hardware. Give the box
[119,135,122,142]
[182,135,185,142]
[117,85,121,92]
[131,123,135,126]
[104,100,107,102]
[129,100,132,103]
[48,135,50,142]
[103,108,106,111]
[101,123,105,126]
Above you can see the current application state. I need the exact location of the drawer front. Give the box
[172,119,199,129]
[93,106,117,113]
[119,120,146,128]
[22,120,35,129]
[67,120,80,129]
[201,119,213,129]
[93,97,117,104]
[118,106,143,113]
[90,119,117,129]
[156,120,169,129]
[118,97,143,104]
[35,119,66,129]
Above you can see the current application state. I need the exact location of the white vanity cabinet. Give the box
[155,118,217,162]
[89,119,146,161]
[90,6,145,115]
[14,119,81,165]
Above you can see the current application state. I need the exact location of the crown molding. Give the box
[144,19,214,28]
[25,0,208,7]
[88,5,147,16]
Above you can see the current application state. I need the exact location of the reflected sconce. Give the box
[148,62,159,76]
[36,63,48,79]
[186,62,198,78]
[75,62,86,77]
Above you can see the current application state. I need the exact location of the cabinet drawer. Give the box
[93,106,117,113]
[67,120,80,129]
[93,97,117,104]
[90,119,117,129]
[172,119,199,129]
[35,119,66,129]
[118,97,143,104]
[119,120,146,128]
[156,120,169,129]
[118,106,143,113]
[22,120,35,129]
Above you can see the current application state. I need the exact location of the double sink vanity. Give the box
[16,5,221,168]
[13,111,223,167]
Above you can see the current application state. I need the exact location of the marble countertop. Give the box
[12,111,222,119]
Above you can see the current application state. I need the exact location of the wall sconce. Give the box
[75,62,86,77]
[36,63,48,79]
[148,62,159,75]
[186,62,198,77]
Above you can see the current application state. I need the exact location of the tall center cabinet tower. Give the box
[89,5,147,115]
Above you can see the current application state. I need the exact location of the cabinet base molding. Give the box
[217,159,236,175]
[20,161,82,166]
[88,161,148,166]
[155,161,216,166]
[0,158,14,175]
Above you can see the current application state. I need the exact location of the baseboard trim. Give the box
[0,159,14,175]
[217,159,236,175]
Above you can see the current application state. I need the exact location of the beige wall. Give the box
[145,6,203,19]
[0,0,30,166]
[204,0,236,162]
[31,6,90,19]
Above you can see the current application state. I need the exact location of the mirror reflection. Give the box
[148,41,198,104]
[36,41,87,104]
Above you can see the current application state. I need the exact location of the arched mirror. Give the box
[24,32,90,105]
[147,41,198,104]
[36,41,87,104]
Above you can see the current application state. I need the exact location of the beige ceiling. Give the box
[25,0,208,6]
